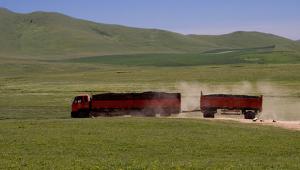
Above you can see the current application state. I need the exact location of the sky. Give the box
[0,0,299,40]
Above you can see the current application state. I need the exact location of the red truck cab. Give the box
[71,94,91,118]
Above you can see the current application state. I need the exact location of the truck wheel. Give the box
[146,113,156,117]
[78,110,90,118]
[244,111,255,119]
[160,108,171,117]
[71,112,78,118]
[145,109,156,117]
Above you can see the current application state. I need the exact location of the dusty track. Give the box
[172,112,300,131]
[216,117,300,131]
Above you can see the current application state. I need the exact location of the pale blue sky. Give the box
[0,0,299,40]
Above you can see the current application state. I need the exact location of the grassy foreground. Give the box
[1,117,300,169]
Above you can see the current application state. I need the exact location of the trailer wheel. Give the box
[203,111,215,118]
[160,112,171,117]
[244,111,255,119]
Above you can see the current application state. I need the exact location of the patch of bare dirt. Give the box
[216,117,300,131]
[172,112,300,131]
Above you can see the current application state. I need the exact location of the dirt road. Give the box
[173,112,300,131]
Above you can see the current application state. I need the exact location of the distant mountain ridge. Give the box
[0,7,300,59]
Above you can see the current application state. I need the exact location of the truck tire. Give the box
[244,111,255,119]
[71,112,78,118]
[144,108,156,117]
[77,110,90,118]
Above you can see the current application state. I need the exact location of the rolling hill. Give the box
[189,31,300,52]
[0,7,300,59]
[0,8,215,58]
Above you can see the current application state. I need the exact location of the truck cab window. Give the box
[73,96,83,104]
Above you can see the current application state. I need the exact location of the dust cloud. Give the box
[175,81,300,121]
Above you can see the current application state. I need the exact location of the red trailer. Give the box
[71,92,181,118]
[200,92,263,119]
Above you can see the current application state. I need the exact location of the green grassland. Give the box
[1,118,300,169]
[1,8,300,169]
[1,53,300,169]
[69,50,300,66]
[1,50,300,119]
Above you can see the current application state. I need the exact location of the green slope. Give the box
[189,31,300,52]
[0,8,300,59]
[0,8,215,59]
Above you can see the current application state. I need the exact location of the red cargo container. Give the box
[200,92,262,119]
[71,92,181,118]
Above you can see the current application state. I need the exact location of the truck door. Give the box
[72,96,84,112]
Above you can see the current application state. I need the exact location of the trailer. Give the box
[71,92,181,118]
[200,92,263,119]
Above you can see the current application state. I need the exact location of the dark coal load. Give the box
[90,92,181,117]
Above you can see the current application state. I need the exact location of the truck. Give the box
[71,92,181,118]
[200,92,263,119]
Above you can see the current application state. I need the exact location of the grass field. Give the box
[1,55,300,119]
[1,51,300,169]
[1,52,300,119]
[69,50,300,66]
[1,7,300,169]
[1,117,300,169]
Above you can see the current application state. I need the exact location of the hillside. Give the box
[189,31,300,52]
[0,8,300,59]
[0,8,215,58]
